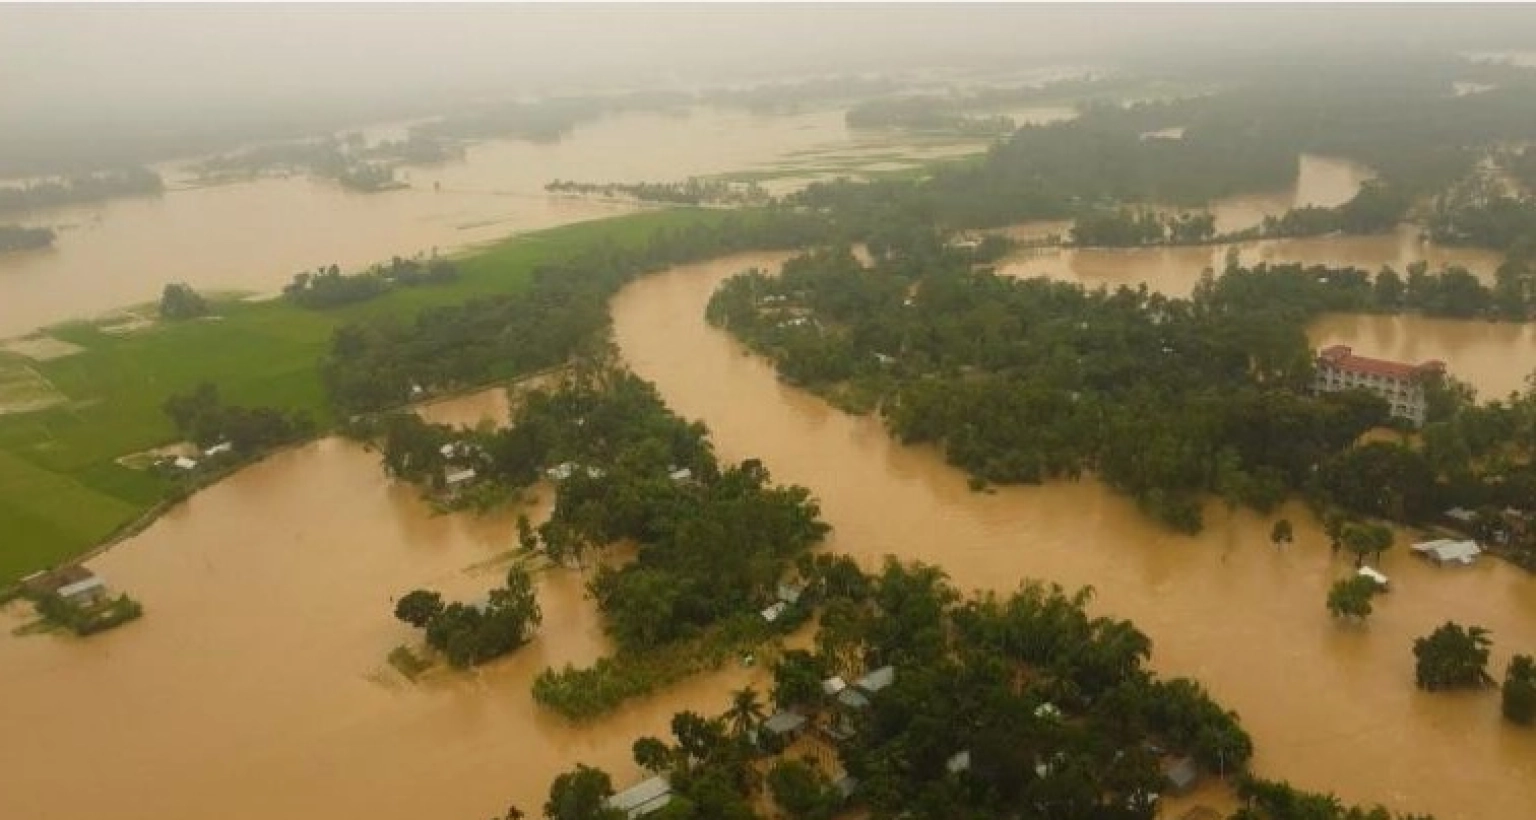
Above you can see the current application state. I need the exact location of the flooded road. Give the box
[611,254,1536,820]
[0,438,768,820]
[0,106,986,339]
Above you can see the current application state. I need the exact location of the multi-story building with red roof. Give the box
[1313,345,1445,426]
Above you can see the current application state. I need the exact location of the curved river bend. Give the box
[0,251,1532,820]
[611,254,1536,820]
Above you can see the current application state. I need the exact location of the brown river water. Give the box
[0,105,1012,339]
[1,125,1534,819]
[612,254,1536,820]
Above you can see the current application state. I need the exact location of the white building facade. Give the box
[1313,345,1444,426]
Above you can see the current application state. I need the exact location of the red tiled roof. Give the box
[1317,345,1443,380]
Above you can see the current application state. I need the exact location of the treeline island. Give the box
[5,50,1536,820]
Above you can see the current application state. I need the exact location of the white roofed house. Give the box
[56,573,108,606]
[1411,538,1482,566]
[605,775,672,819]
[442,467,478,496]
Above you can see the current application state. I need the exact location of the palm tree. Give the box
[725,685,768,740]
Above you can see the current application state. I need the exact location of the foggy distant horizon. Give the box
[5,3,1536,175]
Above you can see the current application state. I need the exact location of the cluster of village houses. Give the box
[604,657,1217,819]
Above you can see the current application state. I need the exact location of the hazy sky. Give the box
[3,3,1536,173]
[6,4,1534,115]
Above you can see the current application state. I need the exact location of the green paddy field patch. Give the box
[0,209,715,585]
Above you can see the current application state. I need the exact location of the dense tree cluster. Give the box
[1325,575,1382,622]
[1413,622,1494,691]
[795,107,1298,232]
[709,245,1536,533]
[1257,182,1411,239]
[521,558,1444,819]
[162,381,315,452]
[158,282,210,320]
[1230,776,1435,820]
[0,167,162,214]
[533,559,1437,820]
[0,224,55,252]
[282,256,460,309]
[1070,209,1216,247]
[393,566,542,668]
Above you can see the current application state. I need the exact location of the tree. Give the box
[517,513,540,552]
[1269,518,1294,549]
[766,758,840,820]
[724,685,767,740]
[1323,510,1345,555]
[1340,523,1374,568]
[632,736,673,774]
[1413,622,1494,691]
[1325,576,1378,622]
[544,764,624,820]
[1364,523,1394,564]
[771,649,829,711]
[1503,654,1536,725]
[159,282,209,320]
[394,589,444,629]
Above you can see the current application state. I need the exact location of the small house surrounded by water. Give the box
[20,565,105,604]
[443,467,478,495]
[57,574,108,606]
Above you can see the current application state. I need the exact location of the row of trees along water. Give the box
[514,557,1441,820]
[191,132,461,191]
[545,178,771,207]
[321,209,836,415]
[281,256,461,309]
[0,166,163,214]
[706,237,1536,555]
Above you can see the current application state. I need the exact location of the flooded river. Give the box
[610,253,1536,820]
[1,115,1533,818]
[0,105,989,339]
[0,438,770,820]
[1,248,1532,820]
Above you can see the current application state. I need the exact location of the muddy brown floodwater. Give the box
[0,438,770,820]
[1,247,1532,820]
[0,107,994,339]
[610,254,1536,820]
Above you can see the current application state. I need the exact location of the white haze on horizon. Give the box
[3,3,1536,173]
